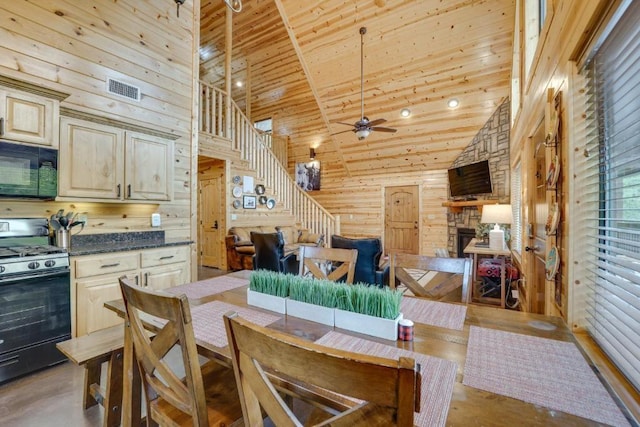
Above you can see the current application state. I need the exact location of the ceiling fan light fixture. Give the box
[356,128,371,140]
[400,108,411,118]
[447,98,460,109]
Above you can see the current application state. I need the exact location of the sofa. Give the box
[225,225,324,271]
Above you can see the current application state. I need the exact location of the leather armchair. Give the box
[251,232,299,274]
[330,235,389,287]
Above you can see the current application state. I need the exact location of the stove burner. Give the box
[0,245,67,258]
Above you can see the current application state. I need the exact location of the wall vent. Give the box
[106,78,141,101]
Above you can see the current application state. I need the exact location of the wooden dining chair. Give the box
[389,252,473,303]
[298,245,359,284]
[224,311,421,427]
[118,277,243,427]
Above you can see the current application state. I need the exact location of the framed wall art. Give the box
[243,195,256,209]
[295,160,321,191]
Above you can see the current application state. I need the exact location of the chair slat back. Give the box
[118,276,209,425]
[224,311,420,427]
[389,253,472,302]
[299,245,358,284]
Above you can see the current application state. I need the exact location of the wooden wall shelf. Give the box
[442,200,499,213]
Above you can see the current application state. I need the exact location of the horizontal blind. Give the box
[511,162,522,255]
[579,0,640,392]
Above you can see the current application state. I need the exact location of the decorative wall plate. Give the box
[232,186,242,198]
[232,199,241,209]
[232,175,241,184]
[546,155,560,188]
[259,195,268,205]
[266,198,276,210]
[545,202,560,235]
[545,246,559,280]
[255,184,265,195]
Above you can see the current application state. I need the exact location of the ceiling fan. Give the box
[333,27,397,141]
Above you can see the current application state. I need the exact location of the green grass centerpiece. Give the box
[248,270,404,339]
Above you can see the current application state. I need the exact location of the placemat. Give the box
[166,275,248,299]
[190,300,281,348]
[316,331,456,427]
[400,297,467,330]
[463,326,630,426]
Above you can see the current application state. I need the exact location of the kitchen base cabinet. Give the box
[71,246,190,337]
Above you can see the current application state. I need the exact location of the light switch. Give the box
[151,213,161,227]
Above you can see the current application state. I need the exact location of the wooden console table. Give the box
[463,238,511,308]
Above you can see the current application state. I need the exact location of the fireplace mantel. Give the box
[442,200,499,214]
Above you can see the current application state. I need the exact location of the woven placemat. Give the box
[191,300,281,348]
[316,331,456,427]
[166,275,248,300]
[463,326,630,426]
[400,298,467,330]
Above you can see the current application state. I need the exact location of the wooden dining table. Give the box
[105,270,631,427]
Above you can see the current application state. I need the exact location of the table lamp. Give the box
[480,204,512,251]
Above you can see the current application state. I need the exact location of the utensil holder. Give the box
[56,229,70,249]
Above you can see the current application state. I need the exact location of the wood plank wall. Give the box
[0,2,197,242]
[312,169,449,255]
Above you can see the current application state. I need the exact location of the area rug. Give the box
[190,300,280,348]
[166,275,248,300]
[463,326,630,426]
[400,297,467,330]
[315,331,456,427]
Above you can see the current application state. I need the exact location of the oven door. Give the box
[0,269,71,356]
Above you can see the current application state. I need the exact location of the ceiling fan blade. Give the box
[331,129,356,136]
[367,118,387,127]
[371,126,397,133]
[335,121,357,127]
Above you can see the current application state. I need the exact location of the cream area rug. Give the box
[190,300,280,348]
[463,326,630,426]
[400,297,467,330]
[166,275,248,300]
[316,331,457,427]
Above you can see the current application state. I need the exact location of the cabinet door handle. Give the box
[127,184,131,198]
[117,184,121,198]
[159,255,174,260]
[144,272,149,287]
[101,262,121,268]
[135,275,139,286]
[0,117,4,135]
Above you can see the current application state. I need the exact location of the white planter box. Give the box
[246,289,286,314]
[334,309,403,341]
[286,299,335,326]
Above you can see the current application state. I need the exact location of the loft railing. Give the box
[199,81,339,240]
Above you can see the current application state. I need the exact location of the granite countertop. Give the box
[68,230,192,256]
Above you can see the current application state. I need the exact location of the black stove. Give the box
[0,218,71,384]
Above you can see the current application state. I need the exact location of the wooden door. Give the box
[384,185,419,255]
[199,176,224,268]
[530,134,548,314]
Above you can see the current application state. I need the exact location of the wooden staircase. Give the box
[198,81,340,240]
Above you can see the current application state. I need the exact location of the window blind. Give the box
[578,0,640,391]
[511,162,523,255]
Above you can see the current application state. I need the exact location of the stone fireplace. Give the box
[445,99,511,256]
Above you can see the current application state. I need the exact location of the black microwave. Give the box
[0,141,58,199]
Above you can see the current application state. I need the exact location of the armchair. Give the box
[330,235,390,287]
[250,231,299,274]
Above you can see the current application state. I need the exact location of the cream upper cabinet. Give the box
[59,117,173,201]
[125,132,173,201]
[59,118,124,199]
[0,88,59,147]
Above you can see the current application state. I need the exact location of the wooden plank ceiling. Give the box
[200,0,515,178]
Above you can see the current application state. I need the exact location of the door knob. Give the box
[525,245,539,252]
[212,220,218,229]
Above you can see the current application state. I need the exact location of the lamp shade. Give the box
[481,204,513,225]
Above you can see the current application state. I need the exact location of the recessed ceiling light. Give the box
[236,81,243,87]
[447,98,459,109]
[400,108,411,118]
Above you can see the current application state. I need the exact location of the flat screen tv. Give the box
[448,160,493,198]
